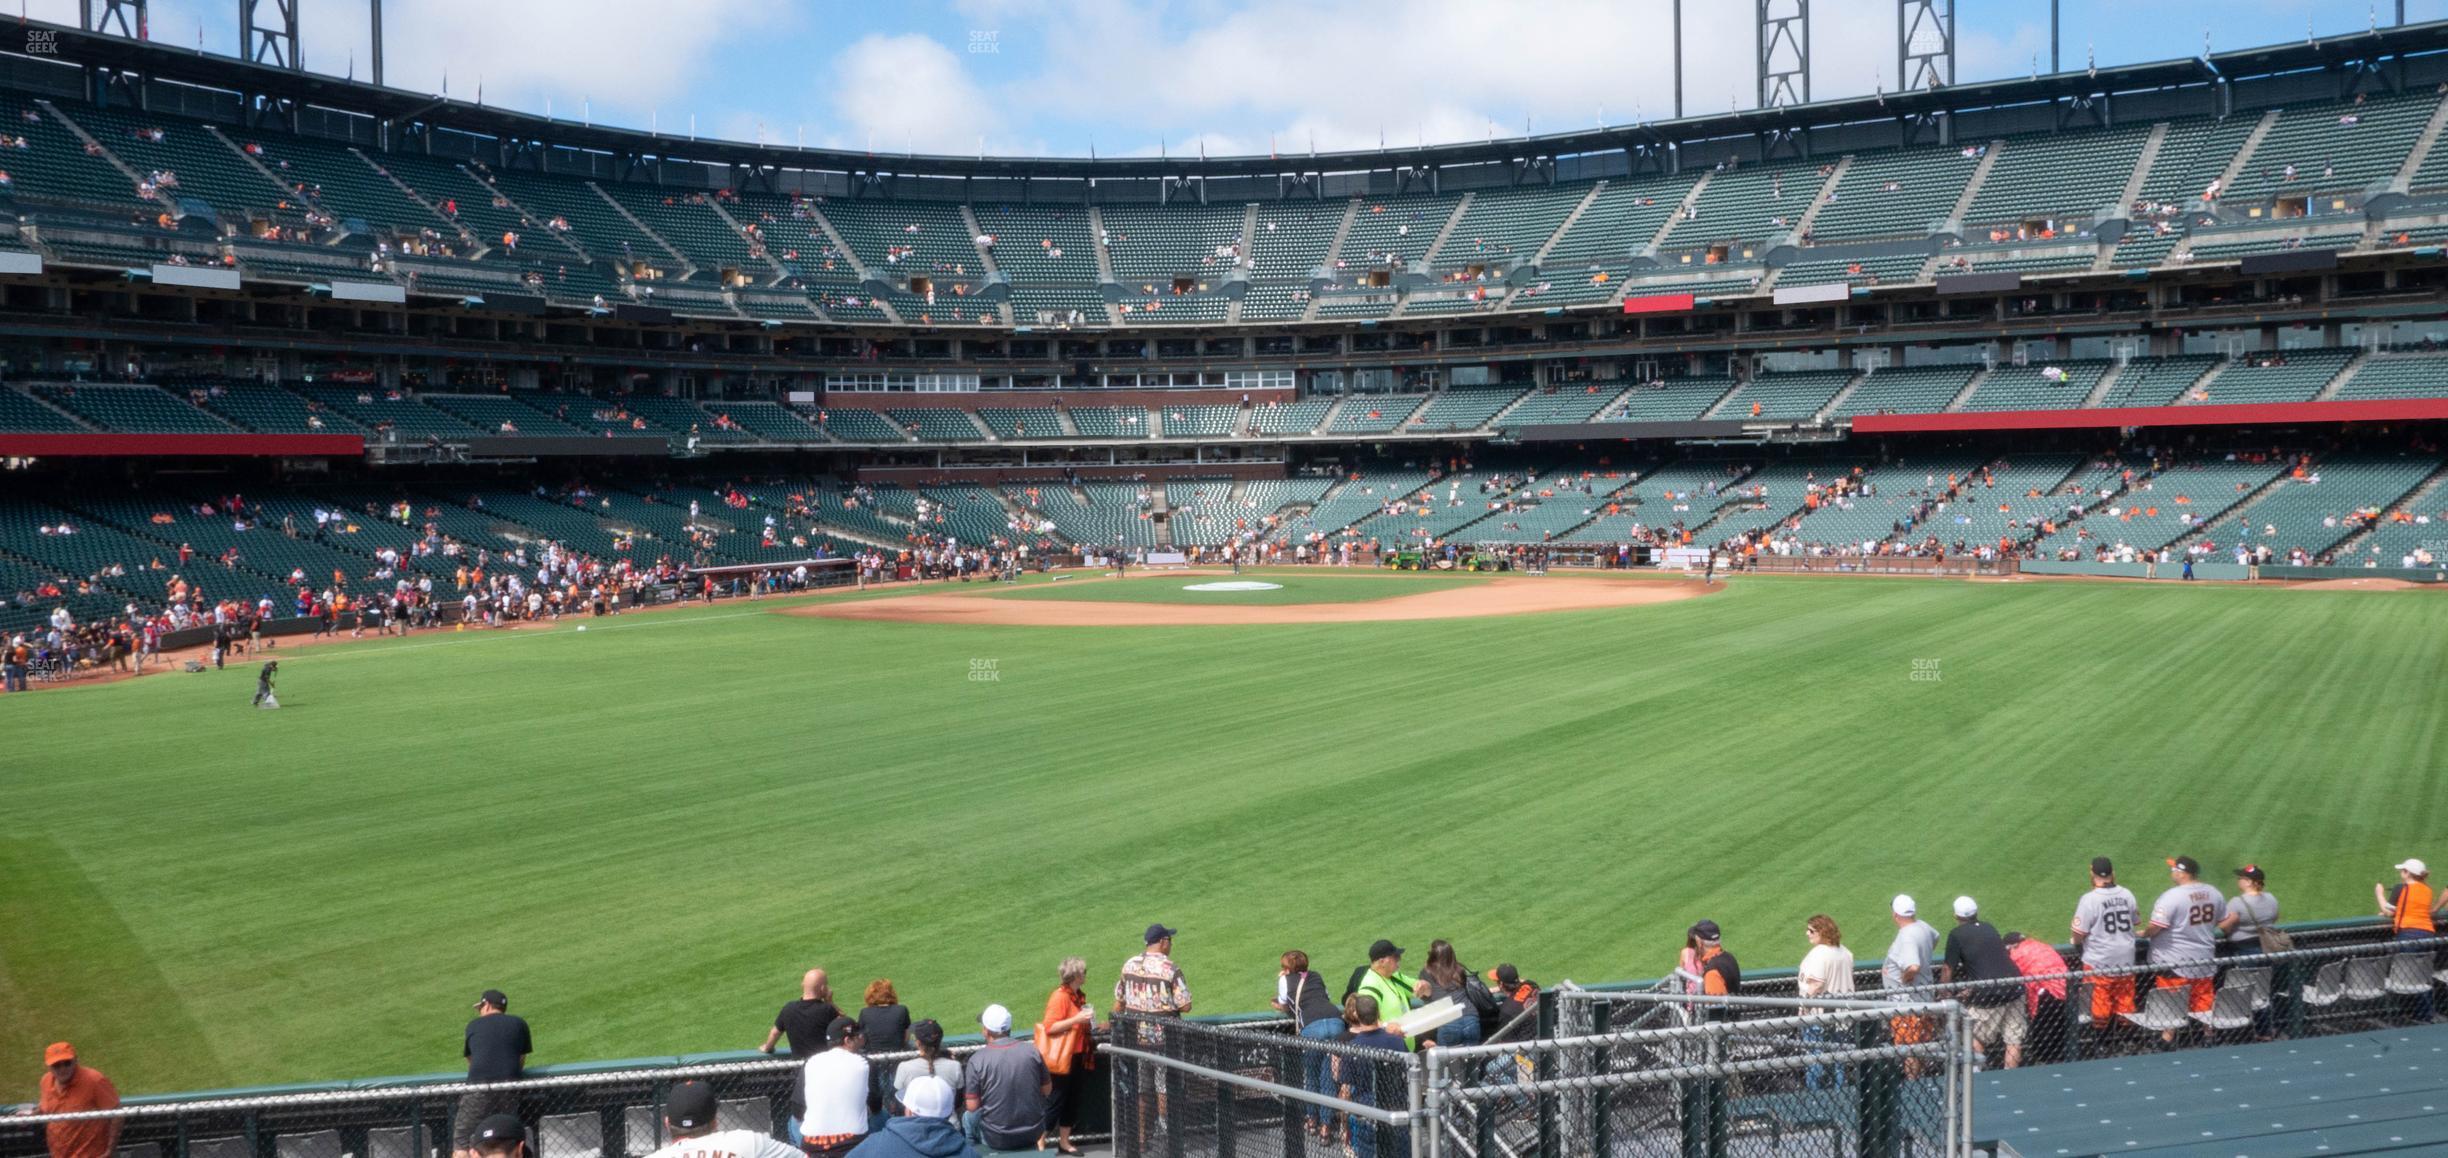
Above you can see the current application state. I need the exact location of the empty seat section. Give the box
[887,408,986,441]
[1807,146,1982,242]
[1409,389,1524,432]
[1323,395,1426,433]
[1711,371,1855,420]
[2332,352,2448,400]
[2183,347,2356,404]
[1604,377,1735,423]
[979,407,1064,439]
[1060,406,1145,438]
[28,384,233,432]
[1955,360,2112,411]
[1156,405,1239,438]
[1249,399,1331,434]
[1502,383,1631,427]
[1828,365,1978,419]
[2097,355,2223,408]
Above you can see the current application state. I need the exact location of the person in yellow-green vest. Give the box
[1352,939,1419,1047]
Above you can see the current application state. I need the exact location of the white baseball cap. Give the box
[2397,858,2429,876]
[901,1075,954,1120]
[1952,895,1979,919]
[1891,894,1917,917]
[980,1003,1013,1034]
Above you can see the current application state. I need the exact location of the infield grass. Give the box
[3,572,2444,1094]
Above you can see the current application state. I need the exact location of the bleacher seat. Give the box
[1828,365,1977,419]
[31,384,237,432]
[1710,371,1854,420]
[1955,361,2112,411]
[2183,348,2357,404]
[1155,405,1239,438]
[888,408,986,442]
[1604,378,1736,423]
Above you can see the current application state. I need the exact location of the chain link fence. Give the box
[1435,993,1968,1158]
[0,1040,1110,1158]
[1106,997,1971,1158]
[1103,1014,1415,1158]
[1865,931,2448,1069]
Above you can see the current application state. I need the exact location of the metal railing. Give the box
[1105,996,1972,1158]
[0,1040,1109,1158]
[1,921,2412,1158]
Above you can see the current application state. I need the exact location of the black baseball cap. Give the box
[1144,923,1177,944]
[827,1017,862,1045]
[1489,964,1520,987]
[2090,856,2114,877]
[2166,855,2200,875]
[1689,920,1722,944]
[1368,938,1403,961]
[665,1082,717,1132]
[471,1115,524,1147]
[911,1019,944,1049]
[2236,864,2266,882]
[474,989,508,1010]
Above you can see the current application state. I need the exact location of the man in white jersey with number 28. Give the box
[643,1081,803,1158]
[2144,855,2225,1043]
[2070,856,2141,1027]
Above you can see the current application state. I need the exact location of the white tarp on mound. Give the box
[1182,581,1283,592]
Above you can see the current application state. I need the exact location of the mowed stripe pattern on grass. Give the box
[0,577,2442,1093]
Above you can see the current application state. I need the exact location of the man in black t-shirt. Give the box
[455,990,533,1158]
[1939,897,2026,1069]
[758,969,840,1138]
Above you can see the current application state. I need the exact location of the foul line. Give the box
[263,609,775,664]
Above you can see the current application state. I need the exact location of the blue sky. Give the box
[26,0,2448,157]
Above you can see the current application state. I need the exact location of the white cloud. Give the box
[977,0,1944,157]
[825,32,1005,155]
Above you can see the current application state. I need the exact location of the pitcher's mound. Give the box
[799,576,1716,627]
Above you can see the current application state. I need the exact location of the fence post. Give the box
[1214,1069,1235,1158]
[1589,1003,1612,1158]
[1163,1056,1184,1158]
[1278,1033,1305,1158]
[1855,1015,1900,1158]
[2067,974,2087,1063]
[1535,997,1558,1158]
[1678,1034,1726,1158]
[2283,957,2307,1039]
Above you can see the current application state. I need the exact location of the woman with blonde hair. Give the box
[1037,957,1096,1156]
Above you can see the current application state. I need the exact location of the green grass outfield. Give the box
[989,570,1486,603]
[3,571,2444,1095]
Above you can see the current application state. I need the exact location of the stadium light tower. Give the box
[238,0,301,70]
[80,0,147,39]
[1758,0,1809,108]
[1899,0,1954,92]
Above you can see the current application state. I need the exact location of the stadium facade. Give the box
[6,17,2448,640]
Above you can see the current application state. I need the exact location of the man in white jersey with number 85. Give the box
[2144,855,2225,1044]
[2070,856,2141,1029]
